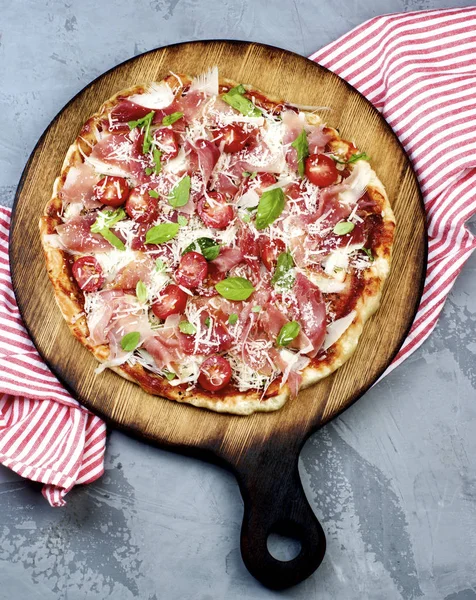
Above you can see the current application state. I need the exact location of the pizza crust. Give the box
[40,74,395,416]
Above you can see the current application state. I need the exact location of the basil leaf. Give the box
[90,208,126,233]
[152,147,162,174]
[228,313,238,325]
[164,371,176,380]
[179,321,196,335]
[127,110,155,154]
[333,221,355,235]
[183,237,220,261]
[241,212,251,223]
[215,277,255,301]
[271,252,295,289]
[348,152,370,164]
[276,321,300,347]
[242,171,258,179]
[155,258,166,272]
[98,228,125,251]
[162,112,184,126]
[149,189,159,198]
[168,176,191,208]
[204,317,211,327]
[255,188,285,230]
[291,129,309,177]
[177,215,188,226]
[145,222,180,244]
[121,331,140,352]
[362,247,374,261]
[136,280,148,303]
[222,85,262,117]
[251,305,261,313]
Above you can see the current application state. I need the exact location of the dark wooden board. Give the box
[10,41,426,590]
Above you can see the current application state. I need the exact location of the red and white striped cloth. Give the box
[1,7,475,505]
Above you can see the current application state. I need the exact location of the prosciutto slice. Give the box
[293,273,326,357]
[143,316,185,369]
[110,254,155,290]
[88,131,146,182]
[260,303,312,353]
[56,213,111,253]
[308,126,332,154]
[238,224,261,284]
[61,162,100,209]
[210,247,244,273]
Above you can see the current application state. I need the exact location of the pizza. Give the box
[40,67,395,415]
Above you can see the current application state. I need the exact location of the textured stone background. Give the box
[1,1,475,598]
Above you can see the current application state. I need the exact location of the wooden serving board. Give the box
[10,41,426,590]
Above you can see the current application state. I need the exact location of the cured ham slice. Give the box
[308,126,332,154]
[61,163,100,209]
[238,224,261,284]
[86,290,125,345]
[110,254,155,291]
[186,139,220,185]
[210,247,244,273]
[143,316,185,369]
[56,213,111,253]
[293,274,326,357]
[87,132,146,182]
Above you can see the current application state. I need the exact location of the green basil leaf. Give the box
[90,208,126,233]
[152,147,162,174]
[333,221,355,235]
[183,237,220,261]
[162,112,184,126]
[145,167,153,175]
[215,277,255,301]
[241,212,251,223]
[361,247,374,261]
[177,215,188,226]
[164,371,176,380]
[168,176,191,208]
[291,129,309,177]
[136,280,148,303]
[228,313,238,325]
[276,321,300,347]
[128,110,155,154]
[155,258,166,272]
[255,188,285,230]
[251,305,261,313]
[98,228,125,251]
[348,152,370,164]
[204,317,211,327]
[145,222,180,244]
[222,85,262,117]
[271,252,295,289]
[121,331,140,352]
[149,189,159,198]
[179,321,196,335]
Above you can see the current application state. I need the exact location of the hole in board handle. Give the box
[267,532,302,562]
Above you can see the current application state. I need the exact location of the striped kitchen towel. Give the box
[1,6,475,505]
[0,207,106,506]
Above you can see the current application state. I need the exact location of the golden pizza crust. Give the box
[40,73,395,415]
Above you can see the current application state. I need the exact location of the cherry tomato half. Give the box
[94,176,130,207]
[243,172,277,195]
[259,237,286,272]
[125,187,158,223]
[197,192,234,230]
[198,355,232,392]
[216,124,251,153]
[151,284,188,320]
[72,256,104,292]
[175,251,208,289]
[304,153,338,187]
[153,128,179,160]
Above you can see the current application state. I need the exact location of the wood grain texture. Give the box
[10,41,426,589]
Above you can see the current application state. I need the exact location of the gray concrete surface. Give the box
[1,0,475,598]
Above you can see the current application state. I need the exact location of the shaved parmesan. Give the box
[339,161,372,206]
[308,272,347,293]
[85,155,131,179]
[189,66,219,97]
[323,311,356,350]
[129,82,174,109]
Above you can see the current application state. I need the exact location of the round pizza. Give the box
[40,67,395,415]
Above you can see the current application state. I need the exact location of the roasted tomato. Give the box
[215,124,251,153]
[94,176,130,207]
[151,284,188,320]
[198,355,232,391]
[125,187,158,223]
[72,256,104,292]
[197,192,235,230]
[304,153,338,187]
[259,237,286,272]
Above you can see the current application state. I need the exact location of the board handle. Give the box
[236,454,326,590]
